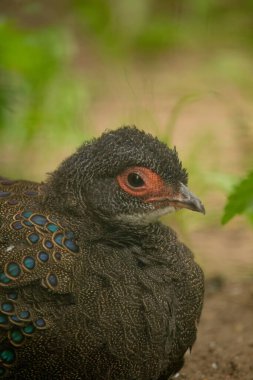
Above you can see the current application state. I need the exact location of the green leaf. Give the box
[222,170,253,224]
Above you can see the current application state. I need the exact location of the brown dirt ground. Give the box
[180,278,253,380]
[177,223,253,380]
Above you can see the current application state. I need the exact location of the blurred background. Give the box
[0,0,253,279]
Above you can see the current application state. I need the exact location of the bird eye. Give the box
[127,173,145,188]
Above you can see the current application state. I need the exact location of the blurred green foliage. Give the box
[222,171,253,225]
[0,20,88,147]
[73,0,253,54]
[1,0,253,144]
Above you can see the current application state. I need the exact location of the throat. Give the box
[115,206,176,225]
[95,219,161,249]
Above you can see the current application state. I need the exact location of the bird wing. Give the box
[0,177,80,293]
[0,177,80,374]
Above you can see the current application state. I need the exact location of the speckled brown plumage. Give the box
[0,127,204,379]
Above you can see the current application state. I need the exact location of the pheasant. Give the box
[0,126,205,379]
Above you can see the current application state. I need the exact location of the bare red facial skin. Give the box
[116,166,173,201]
[117,166,205,214]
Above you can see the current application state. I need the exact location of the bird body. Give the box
[0,127,204,379]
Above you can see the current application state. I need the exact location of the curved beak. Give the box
[171,182,205,214]
[145,182,205,214]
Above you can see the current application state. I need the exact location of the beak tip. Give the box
[192,199,205,215]
[199,204,206,215]
[178,183,205,215]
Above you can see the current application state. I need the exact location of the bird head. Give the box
[48,126,205,225]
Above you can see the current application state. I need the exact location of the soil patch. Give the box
[180,279,253,380]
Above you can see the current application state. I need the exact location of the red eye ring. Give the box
[117,166,166,198]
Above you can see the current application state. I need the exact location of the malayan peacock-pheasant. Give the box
[0,126,205,379]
